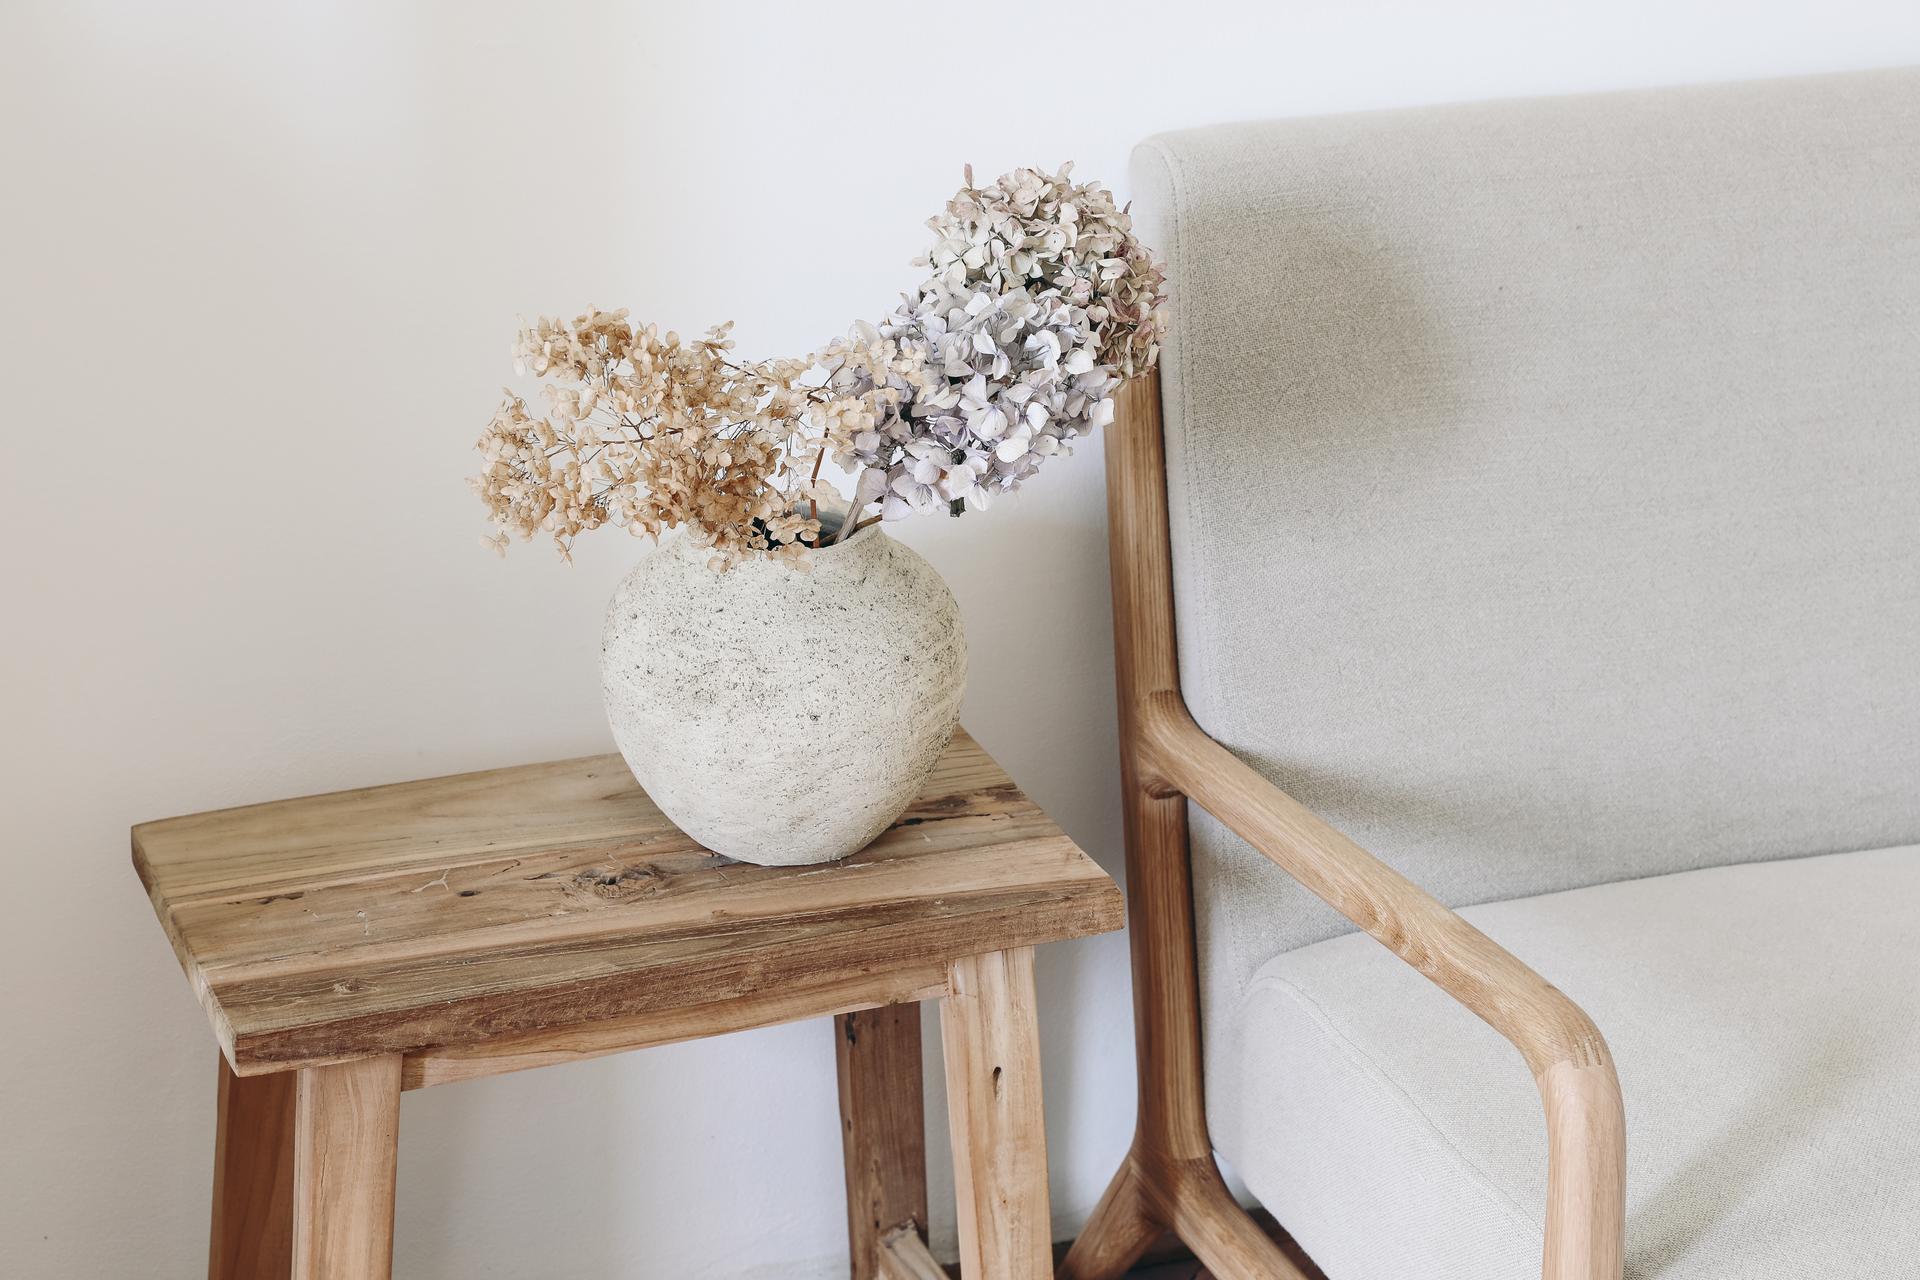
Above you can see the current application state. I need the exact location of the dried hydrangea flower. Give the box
[473,165,1166,558]
[924,162,1167,377]
[817,164,1167,528]
[472,311,849,565]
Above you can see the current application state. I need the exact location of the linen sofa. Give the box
[1064,67,1920,1280]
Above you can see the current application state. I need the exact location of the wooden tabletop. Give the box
[134,730,1123,1078]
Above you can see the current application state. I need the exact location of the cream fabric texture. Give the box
[1128,67,1920,1278]
[1130,65,1920,1027]
[1224,846,1920,1279]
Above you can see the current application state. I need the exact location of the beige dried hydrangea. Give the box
[472,310,863,567]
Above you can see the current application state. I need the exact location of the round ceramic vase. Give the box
[600,526,967,866]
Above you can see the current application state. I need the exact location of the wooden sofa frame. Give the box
[1058,372,1627,1280]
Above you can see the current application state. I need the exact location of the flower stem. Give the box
[807,447,825,527]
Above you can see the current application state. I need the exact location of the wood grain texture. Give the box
[210,1055,294,1280]
[1068,369,1627,1280]
[404,962,947,1090]
[1100,374,1215,1167]
[1541,1062,1629,1280]
[1063,372,1305,1280]
[132,729,1122,1074]
[292,1055,401,1280]
[1055,1152,1160,1280]
[1059,1204,1326,1280]
[1150,1158,1314,1280]
[1143,706,1619,1079]
[1143,701,1626,1280]
[941,947,1051,1280]
[879,1226,950,1280]
[837,1001,931,1279]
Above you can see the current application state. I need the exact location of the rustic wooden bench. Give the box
[133,728,1124,1279]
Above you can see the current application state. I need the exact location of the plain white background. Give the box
[5,2,1918,1275]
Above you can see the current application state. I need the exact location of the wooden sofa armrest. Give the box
[1137,690,1626,1280]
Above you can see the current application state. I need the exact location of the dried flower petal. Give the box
[818,164,1167,521]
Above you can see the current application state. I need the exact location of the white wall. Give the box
[5,2,1918,1275]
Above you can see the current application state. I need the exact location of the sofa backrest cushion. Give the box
[1130,68,1920,994]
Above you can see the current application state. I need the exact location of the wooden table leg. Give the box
[836,1002,930,1278]
[940,946,1051,1279]
[211,1056,295,1280]
[292,1055,403,1280]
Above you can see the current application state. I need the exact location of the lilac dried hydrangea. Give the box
[928,163,1167,378]
[819,164,1168,523]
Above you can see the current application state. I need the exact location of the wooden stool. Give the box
[133,729,1123,1279]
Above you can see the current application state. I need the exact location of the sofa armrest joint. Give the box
[1132,689,1626,1280]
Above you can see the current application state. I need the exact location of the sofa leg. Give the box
[1159,1156,1312,1280]
[1055,1149,1161,1279]
[1060,1144,1313,1280]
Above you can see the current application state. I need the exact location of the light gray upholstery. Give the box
[1130,65,1920,1018]
[1224,844,1920,1279]
[1129,68,1920,1278]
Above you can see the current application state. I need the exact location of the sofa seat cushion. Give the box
[1219,844,1920,1279]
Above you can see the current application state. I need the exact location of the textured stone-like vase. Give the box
[600,526,967,866]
